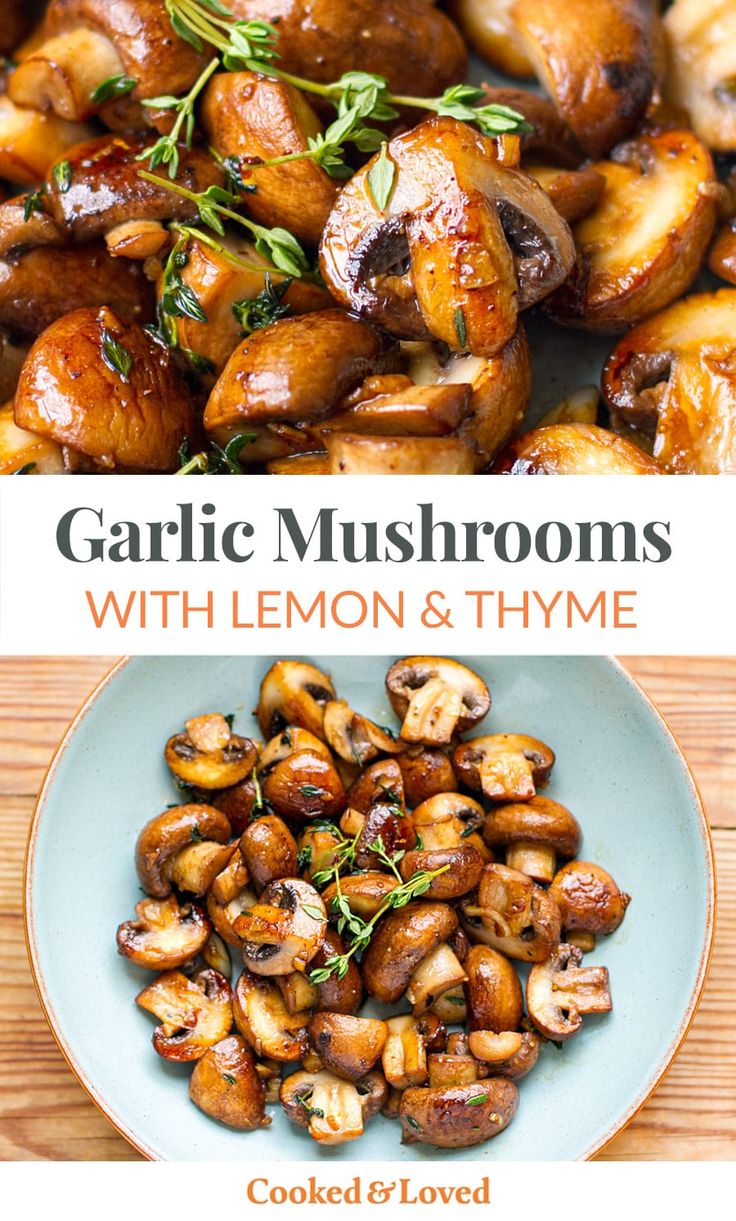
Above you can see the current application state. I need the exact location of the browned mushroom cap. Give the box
[233,967,310,1062]
[480,87,583,168]
[321,872,399,922]
[324,433,478,475]
[547,129,718,333]
[136,968,233,1061]
[412,791,486,851]
[399,1078,518,1148]
[527,165,606,225]
[484,795,581,883]
[280,1067,387,1145]
[493,423,663,474]
[0,0,37,55]
[353,803,416,871]
[400,847,484,901]
[513,0,659,158]
[362,901,458,1004]
[452,0,533,78]
[454,734,555,803]
[257,661,336,740]
[116,895,211,970]
[464,945,523,1034]
[320,117,575,357]
[397,749,456,808]
[205,312,403,462]
[43,136,223,244]
[664,0,736,153]
[311,928,363,1015]
[0,239,152,338]
[386,657,491,747]
[206,854,257,946]
[709,221,736,286]
[230,0,467,98]
[549,860,630,936]
[347,758,405,815]
[381,1013,447,1089]
[601,289,736,474]
[9,0,206,122]
[0,97,92,187]
[15,307,195,471]
[159,231,332,377]
[489,1030,541,1081]
[135,804,232,899]
[240,815,298,893]
[527,942,612,1040]
[237,877,327,975]
[323,700,405,768]
[202,72,338,247]
[262,750,347,822]
[402,328,532,469]
[309,1014,388,1082]
[189,1034,268,1130]
[165,715,257,791]
[462,862,561,962]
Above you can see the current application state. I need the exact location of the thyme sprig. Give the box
[138,171,312,279]
[176,433,256,475]
[309,861,450,983]
[137,57,220,177]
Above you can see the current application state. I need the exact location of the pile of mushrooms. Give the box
[0,0,732,474]
[117,657,630,1148]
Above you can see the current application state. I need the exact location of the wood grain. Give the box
[0,656,734,1161]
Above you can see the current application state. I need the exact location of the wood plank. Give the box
[0,659,734,1161]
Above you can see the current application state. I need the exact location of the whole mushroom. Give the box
[549,860,630,936]
[116,895,211,970]
[385,657,491,747]
[135,804,232,899]
[136,968,233,1061]
[165,714,257,791]
[527,942,612,1040]
[189,1034,269,1130]
[453,734,555,803]
[235,877,327,975]
[483,795,582,883]
[399,1078,519,1148]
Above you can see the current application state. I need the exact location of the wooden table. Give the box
[1,656,734,1161]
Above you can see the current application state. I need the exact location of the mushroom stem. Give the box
[10,30,125,121]
[506,841,556,883]
[401,678,464,744]
[406,944,468,1014]
[305,1078,364,1145]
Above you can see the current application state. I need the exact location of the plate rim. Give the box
[23,654,717,1163]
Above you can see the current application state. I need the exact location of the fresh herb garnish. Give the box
[91,74,137,104]
[296,845,312,872]
[454,307,467,349]
[465,1095,488,1107]
[51,161,72,194]
[222,1072,236,1085]
[300,784,326,798]
[176,433,257,475]
[405,1115,421,1130]
[190,824,203,842]
[101,328,134,381]
[12,463,36,475]
[232,273,292,335]
[23,188,46,223]
[367,143,396,211]
[301,903,327,922]
[370,834,405,881]
[137,57,219,177]
[295,1091,324,1121]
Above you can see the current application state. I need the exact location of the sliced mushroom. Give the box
[0,96,91,186]
[386,657,491,746]
[362,901,458,1004]
[463,945,523,1034]
[325,433,478,475]
[527,942,612,1040]
[323,699,405,767]
[513,0,660,157]
[547,129,718,332]
[309,1014,388,1082]
[277,971,320,1016]
[382,1013,447,1089]
[399,846,484,901]
[261,750,347,822]
[320,117,575,357]
[405,943,469,1014]
[0,399,65,474]
[167,842,236,898]
[236,878,327,976]
[43,136,223,245]
[15,306,195,472]
[431,986,468,1024]
[280,1067,387,1146]
[467,1030,523,1064]
[321,871,399,921]
[549,860,630,936]
[258,725,332,773]
[136,968,233,1061]
[229,0,467,99]
[116,895,211,971]
[427,1051,482,1089]
[135,804,232,899]
[664,0,736,153]
[483,795,581,883]
[527,165,606,225]
[202,71,338,246]
[493,421,663,474]
[202,931,232,979]
[205,312,403,462]
[399,1079,518,1148]
[397,748,456,808]
[233,967,310,1062]
[452,0,533,77]
[402,328,532,468]
[206,853,257,946]
[240,815,298,893]
[189,1034,269,1130]
[165,714,257,791]
[257,661,336,740]
[454,734,555,802]
[9,0,205,122]
[601,289,736,474]
[160,230,331,376]
[411,792,486,851]
[461,863,561,962]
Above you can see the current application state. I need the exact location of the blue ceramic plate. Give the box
[25,656,714,1161]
